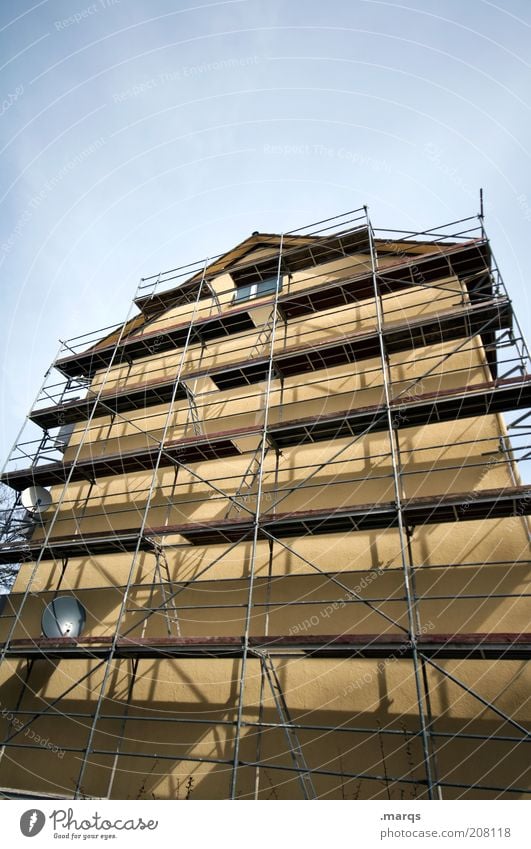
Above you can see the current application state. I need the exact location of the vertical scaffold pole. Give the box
[229,234,285,800]
[364,206,439,800]
[73,261,210,799]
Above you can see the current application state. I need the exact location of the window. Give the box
[53,422,75,453]
[233,276,281,303]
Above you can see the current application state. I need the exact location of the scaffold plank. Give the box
[53,240,492,379]
[1,486,528,563]
[160,486,531,544]
[2,632,529,660]
[279,239,490,318]
[2,434,243,490]
[55,309,256,378]
[7,376,529,491]
[33,298,511,426]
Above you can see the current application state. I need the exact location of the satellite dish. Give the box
[41,596,86,638]
[21,486,52,515]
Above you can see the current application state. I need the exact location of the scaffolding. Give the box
[0,206,530,800]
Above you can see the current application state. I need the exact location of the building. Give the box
[0,206,529,800]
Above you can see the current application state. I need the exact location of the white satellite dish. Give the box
[21,486,52,515]
[42,596,86,638]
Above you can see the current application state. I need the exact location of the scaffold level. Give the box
[3,633,530,660]
[2,375,529,490]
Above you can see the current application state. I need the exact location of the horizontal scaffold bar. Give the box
[134,226,372,315]
[2,632,529,660]
[5,375,530,490]
[54,308,257,379]
[54,239,491,378]
[268,374,531,448]
[0,485,529,563]
[31,297,511,427]
[161,485,531,544]
[134,232,487,319]
[280,238,490,319]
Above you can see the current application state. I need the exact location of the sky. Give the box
[0,0,530,466]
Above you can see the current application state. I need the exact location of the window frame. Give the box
[233,275,281,304]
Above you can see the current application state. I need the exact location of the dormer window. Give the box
[233,276,281,304]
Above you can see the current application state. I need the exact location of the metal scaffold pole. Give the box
[365,206,439,800]
[229,233,286,800]
[73,260,211,799]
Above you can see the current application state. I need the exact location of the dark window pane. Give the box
[233,276,281,304]
[233,284,253,303]
[257,276,280,296]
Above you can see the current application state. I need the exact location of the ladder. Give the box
[248,309,276,360]
[157,547,181,636]
[225,445,268,518]
[183,383,202,437]
[224,307,280,516]
[255,649,317,799]
[142,547,181,637]
[211,287,223,314]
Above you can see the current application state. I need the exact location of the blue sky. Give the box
[1,0,530,463]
